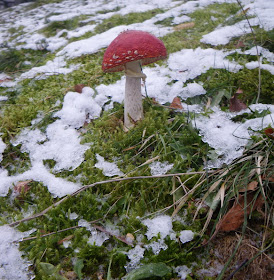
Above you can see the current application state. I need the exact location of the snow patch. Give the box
[95,154,124,177]
[149,161,174,176]
[0,138,6,162]
[142,215,173,240]
[179,230,195,244]
[0,225,34,280]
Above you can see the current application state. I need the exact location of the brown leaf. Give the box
[264,128,274,139]
[174,22,195,31]
[229,92,247,112]
[57,234,74,245]
[170,97,183,109]
[239,181,258,192]
[216,192,264,232]
[235,40,245,48]
[0,78,12,83]
[74,84,86,93]
[14,180,32,194]
[235,88,243,95]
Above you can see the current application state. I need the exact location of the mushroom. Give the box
[102,30,167,129]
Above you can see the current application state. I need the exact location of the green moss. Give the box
[191,67,274,106]
[40,17,82,37]
[94,9,165,34]
[162,3,240,53]
[0,143,31,176]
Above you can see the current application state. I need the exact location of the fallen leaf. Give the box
[235,40,245,48]
[216,192,264,232]
[170,96,183,109]
[174,22,195,31]
[262,175,274,182]
[57,234,74,245]
[74,84,86,93]
[61,271,77,280]
[0,78,12,83]
[240,7,250,15]
[229,93,247,112]
[235,88,243,95]
[14,180,32,194]
[239,181,258,192]
[264,128,274,139]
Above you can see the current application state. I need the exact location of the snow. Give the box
[149,161,174,175]
[0,87,104,197]
[201,18,259,46]
[0,225,34,280]
[125,245,146,272]
[175,265,192,280]
[245,61,274,75]
[201,0,274,46]
[95,154,124,177]
[142,215,173,240]
[18,56,78,81]
[179,230,195,244]
[0,137,6,162]
[54,87,102,128]
[194,104,274,168]
[144,239,168,255]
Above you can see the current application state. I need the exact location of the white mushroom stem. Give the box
[124,60,146,129]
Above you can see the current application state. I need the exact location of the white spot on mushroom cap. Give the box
[113,54,119,59]
[134,50,138,55]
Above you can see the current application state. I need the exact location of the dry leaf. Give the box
[235,88,243,95]
[61,271,77,280]
[247,181,258,191]
[57,234,74,245]
[235,40,245,48]
[240,7,250,15]
[264,128,274,139]
[174,22,195,31]
[74,84,86,93]
[14,180,32,194]
[216,192,264,232]
[239,181,258,192]
[170,97,183,109]
[229,88,247,112]
[0,78,12,83]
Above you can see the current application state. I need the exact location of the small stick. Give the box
[8,171,214,227]
[225,258,248,280]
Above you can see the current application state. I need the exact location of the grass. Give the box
[0,0,273,279]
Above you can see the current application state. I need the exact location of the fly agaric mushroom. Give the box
[102,30,167,129]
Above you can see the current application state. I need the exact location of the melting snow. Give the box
[0,138,6,162]
[194,104,274,168]
[125,245,146,272]
[142,215,173,240]
[149,161,174,176]
[95,154,124,177]
[0,225,34,280]
[179,230,195,244]
[175,265,192,280]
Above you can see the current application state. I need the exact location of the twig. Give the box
[8,171,213,227]
[225,258,248,280]
[17,220,133,247]
[17,219,102,242]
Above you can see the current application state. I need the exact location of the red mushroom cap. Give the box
[102,30,167,72]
